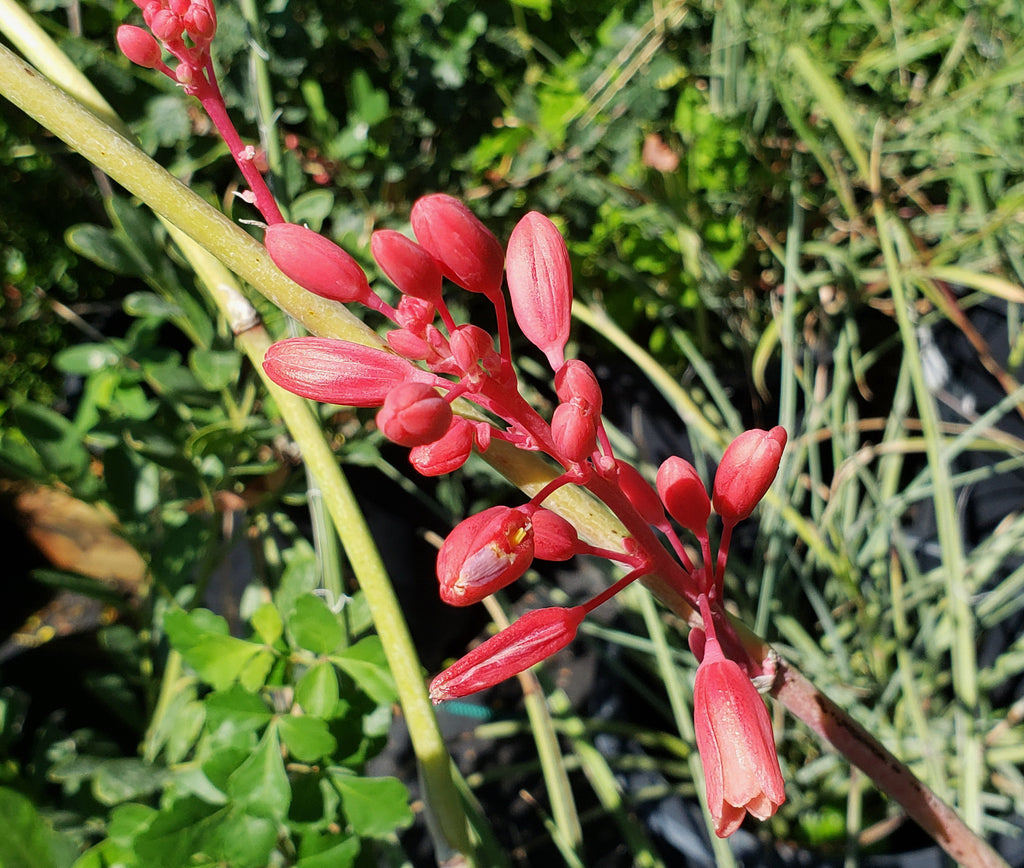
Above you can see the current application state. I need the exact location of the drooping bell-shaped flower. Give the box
[262,337,434,406]
[712,427,787,523]
[506,211,573,370]
[429,605,585,703]
[410,194,505,297]
[693,606,786,837]
[656,456,711,534]
[264,223,372,305]
[437,506,534,606]
[376,382,452,447]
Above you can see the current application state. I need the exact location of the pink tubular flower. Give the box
[371,229,444,305]
[656,456,711,534]
[429,606,585,702]
[712,426,788,523]
[437,506,535,606]
[262,337,432,406]
[264,223,372,305]
[506,212,572,370]
[615,461,667,526]
[376,382,452,447]
[693,625,786,837]
[410,194,505,297]
[409,416,476,476]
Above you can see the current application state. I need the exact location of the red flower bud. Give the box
[550,400,597,465]
[615,461,667,526]
[409,417,475,476]
[656,456,711,533]
[410,194,504,297]
[449,324,500,377]
[117,25,163,68]
[437,506,534,606]
[262,337,432,406]
[553,359,602,415]
[712,427,787,523]
[694,631,786,836]
[182,0,216,43]
[148,9,182,42]
[531,508,581,561]
[264,223,371,305]
[376,382,452,447]
[506,212,572,370]
[371,229,444,305]
[429,606,585,702]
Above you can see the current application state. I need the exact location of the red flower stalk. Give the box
[262,337,438,406]
[712,426,787,523]
[429,606,585,703]
[437,506,535,606]
[693,595,785,837]
[376,382,453,447]
[506,211,573,370]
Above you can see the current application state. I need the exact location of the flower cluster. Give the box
[258,194,789,836]
[118,5,788,837]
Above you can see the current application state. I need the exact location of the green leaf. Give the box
[330,636,397,705]
[295,834,360,868]
[279,715,337,763]
[328,770,412,838]
[250,602,284,646]
[188,348,240,391]
[164,609,266,691]
[227,726,291,821]
[204,686,273,735]
[295,661,340,718]
[123,291,184,321]
[0,786,79,868]
[91,758,169,805]
[288,593,345,656]
[53,343,121,375]
[274,542,320,616]
[65,224,140,275]
[9,401,90,479]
